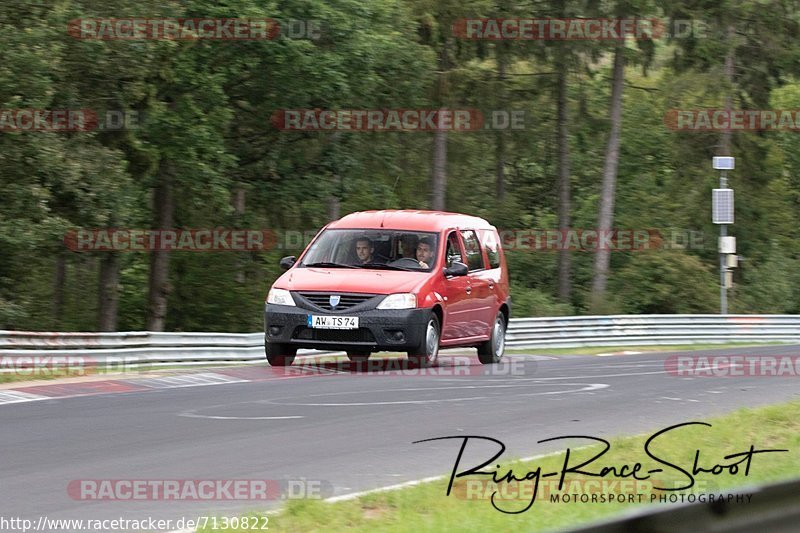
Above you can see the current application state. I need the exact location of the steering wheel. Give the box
[389,257,424,268]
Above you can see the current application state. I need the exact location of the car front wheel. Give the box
[408,314,440,367]
[265,341,297,366]
[477,312,505,364]
[346,351,371,362]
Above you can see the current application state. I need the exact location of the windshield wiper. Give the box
[356,262,414,271]
[303,262,358,269]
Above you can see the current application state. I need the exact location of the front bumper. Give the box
[265,303,429,351]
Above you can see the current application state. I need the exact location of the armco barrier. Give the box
[1,315,799,366]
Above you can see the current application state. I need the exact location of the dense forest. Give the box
[2,0,800,333]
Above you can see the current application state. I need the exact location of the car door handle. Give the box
[488,281,495,289]
[465,286,472,295]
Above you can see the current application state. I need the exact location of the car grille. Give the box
[296,292,377,311]
[292,327,376,343]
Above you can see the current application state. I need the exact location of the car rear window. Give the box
[460,230,485,271]
[479,229,501,269]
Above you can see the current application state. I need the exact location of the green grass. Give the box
[199,399,800,532]
[504,342,789,356]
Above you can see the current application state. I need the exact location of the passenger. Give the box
[416,237,435,269]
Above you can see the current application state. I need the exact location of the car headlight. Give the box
[377,293,417,310]
[267,288,296,306]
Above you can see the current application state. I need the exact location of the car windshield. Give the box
[299,229,439,271]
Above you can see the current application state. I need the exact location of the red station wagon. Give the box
[264,210,511,367]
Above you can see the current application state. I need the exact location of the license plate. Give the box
[307,315,359,329]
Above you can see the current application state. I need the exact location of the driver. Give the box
[399,233,419,259]
[416,237,435,269]
[354,236,375,265]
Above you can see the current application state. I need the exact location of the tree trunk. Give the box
[53,252,66,329]
[327,192,341,220]
[327,132,343,219]
[328,176,342,220]
[432,127,447,210]
[233,185,246,283]
[97,252,119,331]
[495,47,507,201]
[146,162,174,331]
[590,43,625,310]
[431,42,449,211]
[556,42,572,303]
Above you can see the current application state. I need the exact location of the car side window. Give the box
[445,232,464,267]
[460,230,485,271]
[480,229,501,269]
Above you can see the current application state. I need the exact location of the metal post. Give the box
[719,170,727,314]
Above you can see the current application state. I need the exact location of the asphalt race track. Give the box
[1,344,799,528]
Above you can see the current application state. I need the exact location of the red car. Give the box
[264,210,510,367]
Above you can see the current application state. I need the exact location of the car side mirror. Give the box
[279,256,296,271]
[443,261,468,277]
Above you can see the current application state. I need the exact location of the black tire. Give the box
[265,341,297,366]
[477,312,506,364]
[407,314,440,367]
[346,351,371,362]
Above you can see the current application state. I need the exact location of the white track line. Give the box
[324,444,595,503]
[0,390,51,405]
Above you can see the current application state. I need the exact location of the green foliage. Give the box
[2,0,800,330]
[611,251,718,314]
[509,283,575,317]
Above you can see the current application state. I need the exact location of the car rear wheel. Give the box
[477,312,505,364]
[265,341,297,366]
[407,314,440,367]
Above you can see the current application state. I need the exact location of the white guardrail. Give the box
[1,315,799,365]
